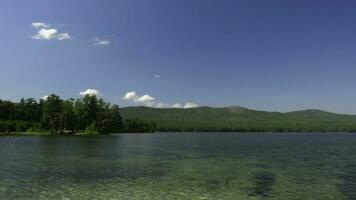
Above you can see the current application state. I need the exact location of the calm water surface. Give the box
[1,133,356,199]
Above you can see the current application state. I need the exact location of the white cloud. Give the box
[31,22,49,29]
[134,94,155,103]
[94,38,110,46]
[143,101,155,107]
[154,75,160,78]
[123,91,139,100]
[41,95,49,101]
[31,21,71,41]
[32,28,58,40]
[172,103,183,108]
[155,102,170,108]
[183,102,198,108]
[123,91,155,106]
[79,89,101,97]
[56,32,71,40]
[122,91,198,109]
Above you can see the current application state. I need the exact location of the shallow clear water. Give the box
[1,133,356,199]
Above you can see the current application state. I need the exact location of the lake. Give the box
[0,133,356,199]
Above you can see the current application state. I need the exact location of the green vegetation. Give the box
[124,118,156,133]
[0,95,155,135]
[3,99,356,134]
[120,106,356,132]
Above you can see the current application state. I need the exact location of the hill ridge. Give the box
[120,106,356,132]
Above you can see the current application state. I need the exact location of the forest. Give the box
[0,94,155,134]
[3,96,356,134]
[120,106,356,133]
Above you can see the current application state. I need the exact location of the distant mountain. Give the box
[120,106,356,132]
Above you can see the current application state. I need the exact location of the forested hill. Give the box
[120,106,356,132]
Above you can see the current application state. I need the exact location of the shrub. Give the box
[7,122,16,133]
[0,122,7,132]
[27,122,46,133]
[85,123,98,135]
[15,122,27,132]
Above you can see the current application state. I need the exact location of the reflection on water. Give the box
[250,171,276,197]
[0,133,356,199]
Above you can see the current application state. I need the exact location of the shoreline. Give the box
[0,132,102,136]
[1,131,355,137]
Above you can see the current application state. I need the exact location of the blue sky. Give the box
[1,0,356,113]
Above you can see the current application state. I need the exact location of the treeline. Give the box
[155,127,356,133]
[0,94,155,134]
[124,118,156,133]
[120,106,356,133]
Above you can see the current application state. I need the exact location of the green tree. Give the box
[74,95,99,131]
[82,95,98,126]
[18,98,41,121]
[0,100,16,120]
[42,94,62,133]
[0,94,128,134]
[96,103,122,134]
[124,118,156,133]
[60,99,76,133]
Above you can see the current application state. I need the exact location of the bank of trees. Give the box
[0,94,155,134]
[124,118,156,133]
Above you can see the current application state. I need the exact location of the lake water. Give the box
[0,133,356,199]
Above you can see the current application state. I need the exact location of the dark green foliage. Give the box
[74,95,99,129]
[85,122,97,134]
[6,121,17,132]
[18,98,41,121]
[42,94,62,132]
[15,122,27,132]
[120,106,356,132]
[73,95,125,134]
[124,118,156,133]
[96,104,123,134]
[0,122,6,132]
[27,122,46,133]
[0,121,33,133]
[0,95,153,134]
[60,99,76,132]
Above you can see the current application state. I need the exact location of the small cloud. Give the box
[31,22,49,29]
[122,91,198,108]
[183,102,198,108]
[94,38,110,46]
[134,94,155,103]
[123,91,139,100]
[56,32,71,40]
[155,102,170,108]
[154,75,160,78]
[32,28,58,40]
[79,89,101,97]
[172,103,183,108]
[143,101,155,107]
[123,91,156,105]
[31,21,71,41]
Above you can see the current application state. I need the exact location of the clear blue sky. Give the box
[1,0,356,113]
